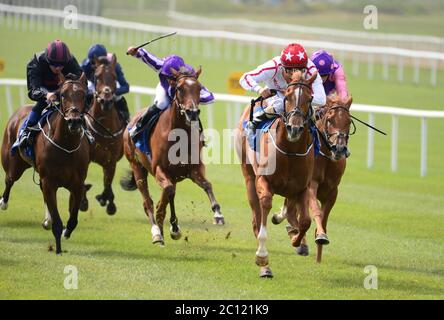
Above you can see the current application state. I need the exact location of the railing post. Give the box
[206,103,214,130]
[226,102,233,129]
[367,54,374,79]
[420,117,427,177]
[397,56,404,83]
[134,93,141,113]
[367,113,374,168]
[430,59,437,86]
[391,115,398,172]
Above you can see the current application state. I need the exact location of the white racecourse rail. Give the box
[1,79,443,177]
[0,3,443,85]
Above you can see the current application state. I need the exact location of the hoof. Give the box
[213,216,225,225]
[96,194,106,207]
[79,198,89,212]
[170,225,182,240]
[62,228,71,239]
[106,203,117,215]
[286,225,298,237]
[271,214,281,225]
[259,266,273,278]
[296,244,309,256]
[255,255,269,267]
[315,233,330,245]
[42,219,52,230]
[0,197,8,210]
[152,234,165,246]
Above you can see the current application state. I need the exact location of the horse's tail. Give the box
[120,169,137,191]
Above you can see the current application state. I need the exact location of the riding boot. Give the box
[116,96,130,124]
[129,104,161,140]
[17,110,41,148]
[245,109,268,138]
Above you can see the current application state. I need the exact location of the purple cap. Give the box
[311,50,338,76]
[160,55,194,78]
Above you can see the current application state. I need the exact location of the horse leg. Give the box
[63,189,82,239]
[41,180,63,254]
[0,176,14,210]
[309,181,329,245]
[255,176,274,278]
[316,188,338,263]
[155,166,180,240]
[1,162,28,210]
[284,198,308,256]
[42,202,52,230]
[271,198,287,225]
[290,188,312,249]
[132,162,162,245]
[155,188,169,237]
[190,166,224,225]
[103,163,117,215]
[244,172,261,237]
[79,183,92,212]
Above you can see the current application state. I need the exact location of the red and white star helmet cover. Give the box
[280,43,308,68]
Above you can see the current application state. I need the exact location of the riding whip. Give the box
[126,32,177,55]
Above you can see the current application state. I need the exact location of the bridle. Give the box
[318,105,355,159]
[281,81,313,127]
[56,79,87,121]
[93,64,117,108]
[172,74,201,122]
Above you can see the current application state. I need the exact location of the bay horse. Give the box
[121,67,224,245]
[271,95,353,263]
[235,70,317,278]
[1,73,90,254]
[84,54,125,215]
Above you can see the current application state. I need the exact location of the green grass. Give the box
[0,20,443,299]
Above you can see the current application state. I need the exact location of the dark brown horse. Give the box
[84,54,125,215]
[271,95,353,263]
[235,70,317,278]
[121,67,224,245]
[1,73,90,254]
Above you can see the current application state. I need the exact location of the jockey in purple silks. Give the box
[311,50,349,100]
[126,46,214,139]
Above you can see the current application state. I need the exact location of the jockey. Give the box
[311,50,348,100]
[18,40,86,147]
[126,46,214,139]
[239,43,326,135]
[81,44,131,123]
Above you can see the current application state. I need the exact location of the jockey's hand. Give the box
[259,87,272,99]
[46,92,58,103]
[126,46,138,56]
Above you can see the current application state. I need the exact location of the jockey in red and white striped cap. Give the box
[239,43,326,134]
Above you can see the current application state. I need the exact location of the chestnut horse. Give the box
[84,54,125,215]
[121,67,224,245]
[272,95,353,263]
[235,70,317,278]
[1,73,90,254]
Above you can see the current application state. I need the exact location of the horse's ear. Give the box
[195,66,202,79]
[58,72,65,86]
[344,95,353,109]
[307,70,318,85]
[110,53,117,68]
[79,72,87,87]
[170,67,179,79]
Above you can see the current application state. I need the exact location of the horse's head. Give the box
[282,70,317,142]
[322,95,354,160]
[93,54,117,111]
[58,72,88,133]
[171,66,202,126]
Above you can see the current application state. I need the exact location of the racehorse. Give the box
[120,67,224,245]
[235,70,317,278]
[271,95,353,263]
[84,54,125,215]
[1,73,90,254]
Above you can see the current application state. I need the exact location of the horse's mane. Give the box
[176,66,196,78]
